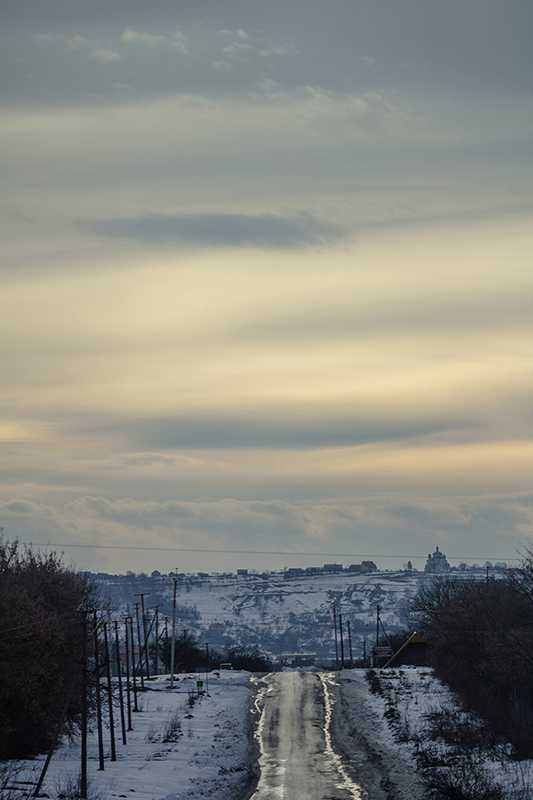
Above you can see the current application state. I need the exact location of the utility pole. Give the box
[134,593,151,679]
[339,613,345,669]
[93,613,104,771]
[152,604,164,675]
[80,610,88,798]
[129,616,140,712]
[375,605,380,668]
[170,572,178,689]
[347,620,353,667]
[114,621,127,744]
[333,606,339,670]
[123,617,133,729]
[154,605,159,675]
[103,623,116,761]
[134,603,145,689]
[164,617,169,671]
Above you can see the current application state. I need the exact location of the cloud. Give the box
[237,291,533,341]
[1,493,530,575]
[213,60,233,72]
[89,49,121,64]
[83,413,469,451]
[66,35,96,50]
[171,33,188,54]
[223,42,253,55]
[82,212,348,250]
[259,43,299,58]
[122,30,165,44]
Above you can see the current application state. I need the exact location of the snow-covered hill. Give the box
[95,569,435,661]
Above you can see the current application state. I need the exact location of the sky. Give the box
[1,0,532,575]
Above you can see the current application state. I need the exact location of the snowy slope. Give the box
[96,570,428,660]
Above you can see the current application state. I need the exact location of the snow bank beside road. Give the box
[15,672,256,800]
[336,668,533,800]
[331,670,425,800]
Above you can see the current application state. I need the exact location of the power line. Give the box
[25,541,519,561]
[0,610,79,635]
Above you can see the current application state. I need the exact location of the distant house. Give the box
[237,569,249,576]
[323,563,343,572]
[424,546,450,574]
[384,632,427,667]
[348,560,377,573]
[284,568,304,579]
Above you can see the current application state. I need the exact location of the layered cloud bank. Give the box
[2,0,532,572]
[1,493,531,574]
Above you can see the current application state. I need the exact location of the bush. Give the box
[223,644,272,672]
[425,761,505,800]
[0,537,97,758]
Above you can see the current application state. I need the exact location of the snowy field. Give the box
[6,667,533,800]
[7,672,256,800]
[339,668,533,800]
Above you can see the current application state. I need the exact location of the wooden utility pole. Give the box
[339,613,345,669]
[124,617,133,729]
[80,610,88,798]
[153,605,160,675]
[347,620,353,666]
[375,605,380,668]
[103,623,116,761]
[129,616,140,712]
[114,621,127,744]
[93,613,104,771]
[170,574,178,689]
[134,603,145,689]
[333,606,339,670]
[134,593,151,679]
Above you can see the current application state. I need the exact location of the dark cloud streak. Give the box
[82,212,348,249]
[86,413,471,450]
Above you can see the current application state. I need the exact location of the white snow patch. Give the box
[11,672,255,800]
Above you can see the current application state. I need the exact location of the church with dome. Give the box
[424,546,451,573]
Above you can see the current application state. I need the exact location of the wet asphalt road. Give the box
[250,672,362,800]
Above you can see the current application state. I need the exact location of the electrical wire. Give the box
[25,542,519,561]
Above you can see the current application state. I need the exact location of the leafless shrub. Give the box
[144,724,160,743]
[365,669,383,695]
[424,760,505,800]
[55,772,108,800]
[0,761,34,800]
[162,712,181,743]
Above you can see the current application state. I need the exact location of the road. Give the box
[249,672,362,800]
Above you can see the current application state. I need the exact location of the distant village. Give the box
[91,547,508,581]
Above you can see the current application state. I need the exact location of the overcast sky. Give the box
[1,0,532,574]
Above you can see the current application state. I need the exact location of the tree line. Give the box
[0,537,272,761]
[410,548,533,757]
[0,538,97,760]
